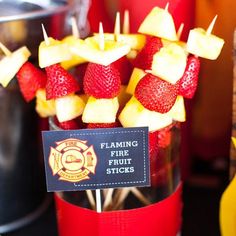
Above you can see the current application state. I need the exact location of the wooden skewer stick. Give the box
[206,15,218,36]
[130,187,152,206]
[123,10,130,34]
[95,189,102,213]
[113,188,131,209]
[71,16,80,39]
[165,2,170,11]
[42,24,50,46]
[114,12,120,42]
[98,22,105,51]
[103,188,114,210]
[86,190,96,209]
[0,43,11,56]
[177,23,184,40]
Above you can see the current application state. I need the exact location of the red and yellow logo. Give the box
[48,138,97,183]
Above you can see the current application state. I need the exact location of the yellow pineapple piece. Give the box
[60,35,87,70]
[0,45,31,87]
[187,28,224,60]
[82,96,119,123]
[187,16,224,60]
[71,36,130,66]
[168,95,186,122]
[151,42,187,84]
[126,68,146,95]
[138,6,177,41]
[38,37,71,68]
[35,89,56,118]
[55,93,85,122]
[119,96,172,131]
[94,33,146,51]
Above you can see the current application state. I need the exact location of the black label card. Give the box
[42,127,150,192]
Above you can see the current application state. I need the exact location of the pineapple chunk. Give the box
[151,43,187,84]
[138,7,177,41]
[71,37,130,66]
[126,68,146,95]
[35,89,56,118]
[55,94,85,122]
[60,36,87,69]
[168,95,186,122]
[186,28,224,60]
[119,96,172,131]
[127,49,139,60]
[38,37,71,68]
[82,96,119,123]
[94,33,146,51]
[0,46,31,87]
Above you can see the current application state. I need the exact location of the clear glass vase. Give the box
[49,117,181,210]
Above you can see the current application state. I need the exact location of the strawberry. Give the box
[45,64,80,100]
[149,124,173,187]
[112,56,132,85]
[157,125,172,148]
[87,122,120,129]
[83,63,121,98]
[133,36,163,70]
[149,130,159,159]
[134,73,178,113]
[74,62,88,94]
[177,55,200,99]
[16,62,47,102]
[54,116,79,130]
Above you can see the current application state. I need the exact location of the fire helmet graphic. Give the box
[48,138,97,183]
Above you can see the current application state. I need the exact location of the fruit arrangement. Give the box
[0,5,224,210]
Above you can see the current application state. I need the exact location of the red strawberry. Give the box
[54,117,79,130]
[112,56,132,85]
[45,64,80,100]
[83,63,121,98]
[133,36,163,70]
[16,62,47,102]
[74,62,88,94]
[177,55,200,99]
[134,73,178,113]
[149,130,159,159]
[87,122,120,129]
[157,126,172,148]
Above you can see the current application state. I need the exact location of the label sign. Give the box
[42,127,150,192]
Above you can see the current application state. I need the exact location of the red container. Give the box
[55,183,182,236]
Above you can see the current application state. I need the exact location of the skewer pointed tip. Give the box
[206,15,218,35]
[42,24,50,46]
[123,10,130,34]
[71,16,80,39]
[165,2,169,11]
[0,42,11,56]
[177,23,184,40]
[99,22,105,51]
[114,12,121,41]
